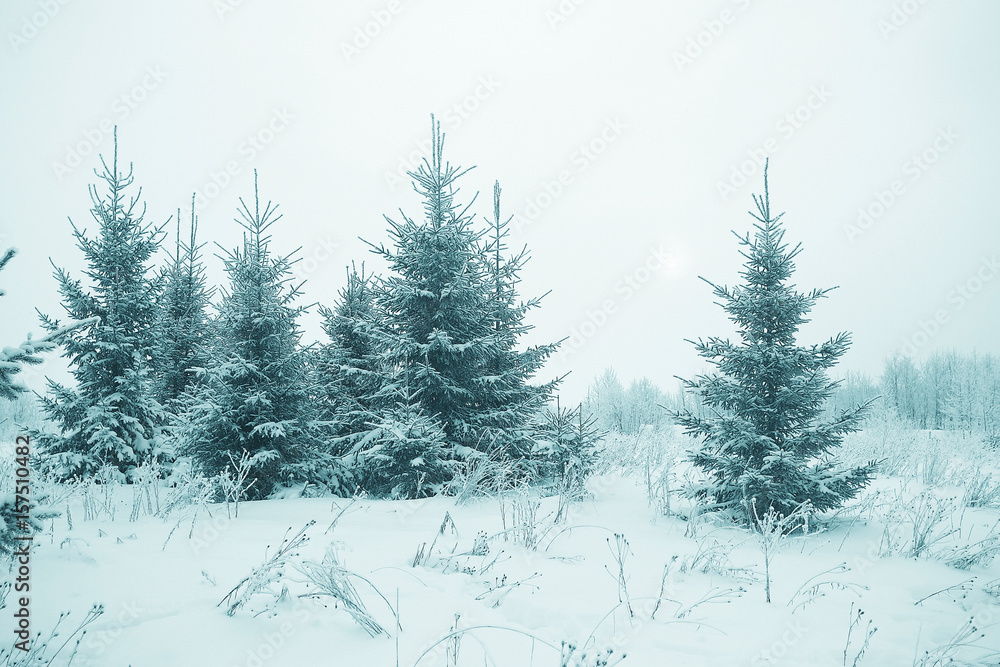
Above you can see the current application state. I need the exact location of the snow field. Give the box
[5,447,1000,666]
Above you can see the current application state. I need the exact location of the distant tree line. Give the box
[825,352,1000,435]
[583,369,685,435]
[586,349,1000,442]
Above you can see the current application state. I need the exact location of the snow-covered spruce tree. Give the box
[675,163,876,525]
[317,264,380,440]
[177,173,327,499]
[315,265,404,496]
[151,198,214,412]
[363,118,560,490]
[532,398,602,494]
[35,137,169,478]
[318,264,461,498]
[0,249,59,401]
[347,386,454,499]
[365,119,492,461]
[474,182,560,459]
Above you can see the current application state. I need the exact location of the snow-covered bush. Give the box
[155,461,214,520]
[442,449,523,502]
[127,457,162,522]
[878,487,960,559]
[349,408,453,499]
[874,485,1000,569]
[219,521,313,617]
[668,532,750,582]
[296,546,391,637]
[958,467,1000,508]
[531,401,602,495]
[79,464,126,522]
[837,408,916,478]
[498,488,558,551]
[594,425,690,516]
[751,499,812,603]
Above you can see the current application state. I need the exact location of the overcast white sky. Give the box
[1,1,998,404]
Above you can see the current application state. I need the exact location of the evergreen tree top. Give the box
[215,170,305,313]
[411,115,477,231]
[699,163,836,350]
[163,194,213,295]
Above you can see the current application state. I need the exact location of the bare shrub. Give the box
[297,546,393,637]
[219,521,313,616]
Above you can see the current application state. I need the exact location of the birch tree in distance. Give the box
[675,163,876,525]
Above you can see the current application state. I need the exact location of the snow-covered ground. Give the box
[6,437,1000,667]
